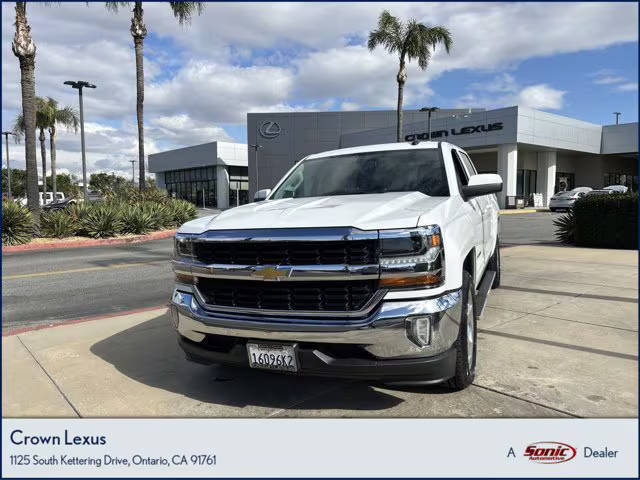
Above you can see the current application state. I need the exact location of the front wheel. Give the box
[448,271,477,391]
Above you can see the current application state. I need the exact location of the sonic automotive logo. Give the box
[524,441,577,464]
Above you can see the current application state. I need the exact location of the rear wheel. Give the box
[448,271,477,391]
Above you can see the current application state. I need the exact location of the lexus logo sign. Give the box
[259,120,281,139]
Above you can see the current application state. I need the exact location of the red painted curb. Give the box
[2,229,176,253]
[2,304,169,337]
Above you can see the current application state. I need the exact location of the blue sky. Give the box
[1,2,638,176]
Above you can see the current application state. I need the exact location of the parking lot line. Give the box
[2,259,167,280]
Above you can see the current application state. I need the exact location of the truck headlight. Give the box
[379,226,443,288]
[174,234,195,259]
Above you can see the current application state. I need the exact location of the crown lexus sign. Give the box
[405,122,503,142]
[259,121,282,139]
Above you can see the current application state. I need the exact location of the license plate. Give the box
[247,343,298,372]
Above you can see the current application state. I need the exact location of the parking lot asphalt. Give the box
[3,244,637,418]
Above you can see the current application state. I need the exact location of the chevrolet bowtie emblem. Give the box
[252,266,291,281]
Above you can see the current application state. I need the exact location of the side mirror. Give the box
[254,188,271,202]
[461,174,503,199]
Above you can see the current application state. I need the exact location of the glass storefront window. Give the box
[555,172,575,192]
[516,169,537,204]
[164,166,218,208]
[229,166,249,207]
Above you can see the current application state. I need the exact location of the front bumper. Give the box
[170,286,462,382]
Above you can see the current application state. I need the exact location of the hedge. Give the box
[572,193,637,249]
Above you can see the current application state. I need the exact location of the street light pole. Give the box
[64,80,96,201]
[420,107,439,140]
[249,143,262,193]
[2,131,16,200]
[613,112,621,125]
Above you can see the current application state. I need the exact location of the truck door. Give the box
[458,150,496,268]
[451,149,485,285]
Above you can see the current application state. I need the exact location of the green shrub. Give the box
[2,201,33,245]
[553,210,575,244]
[139,187,168,204]
[120,205,154,235]
[571,193,637,249]
[140,202,173,230]
[69,202,94,236]
[80,204,123,238]
[167,199,197,226]
[41,210,77,238]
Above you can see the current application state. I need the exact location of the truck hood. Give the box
[179,192,451,233]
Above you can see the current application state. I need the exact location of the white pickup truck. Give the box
[170,141,502,389]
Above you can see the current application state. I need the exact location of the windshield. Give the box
[270,149,449,199]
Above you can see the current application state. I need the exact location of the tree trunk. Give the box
[396,59,407,143]
[49,126,57,199]
[39,128,46,199]
[131,2,147,192]
[12,2,39,225]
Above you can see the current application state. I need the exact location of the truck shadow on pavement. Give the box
[89,312,454,415]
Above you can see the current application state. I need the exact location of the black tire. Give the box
[447,271,477,391]
[549,208,556,212]
[488,238,501,289]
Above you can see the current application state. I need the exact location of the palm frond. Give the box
[368,9,402,53]
[169,1,204,25]
[104,1,131,13]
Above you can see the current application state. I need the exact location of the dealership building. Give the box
[148,141,248,209]
[248,106,638,208]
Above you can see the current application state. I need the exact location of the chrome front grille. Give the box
[196,278,378,312]
[175,228,382,315]
[192,240,378,266]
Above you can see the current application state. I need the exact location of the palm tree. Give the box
[368,10,453,142]
[13,97,50,201]
[106,1,204,191]
[41,97,79,199]
[11,2,39,222]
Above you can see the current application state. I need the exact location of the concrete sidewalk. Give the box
[3,245,637,418]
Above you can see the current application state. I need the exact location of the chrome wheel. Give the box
[466,291,474,369]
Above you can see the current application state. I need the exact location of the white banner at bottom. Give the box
[2,418,637,477]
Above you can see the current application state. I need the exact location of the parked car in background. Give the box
[18,192,66,207]
[603,185,629,194]
[42,197,76,211]
[548,187,592,211]
[586,189,616,197]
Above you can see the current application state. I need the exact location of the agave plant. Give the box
[80,204,123,238]
[2,201,33,245]
[120,205,154,234]
[553,210,576,244]
[167,199,197,226]
[141,202,173,230]
[41,209,77,238]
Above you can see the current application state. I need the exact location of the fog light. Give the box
[172,290,186,306]
[406,316,433,347]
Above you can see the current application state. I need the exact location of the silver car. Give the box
[549,187,592,211]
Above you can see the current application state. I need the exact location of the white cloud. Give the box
[461,74,566,111]
[616,82,638,92]
[593,75,627,85]
[517,84,566,110]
